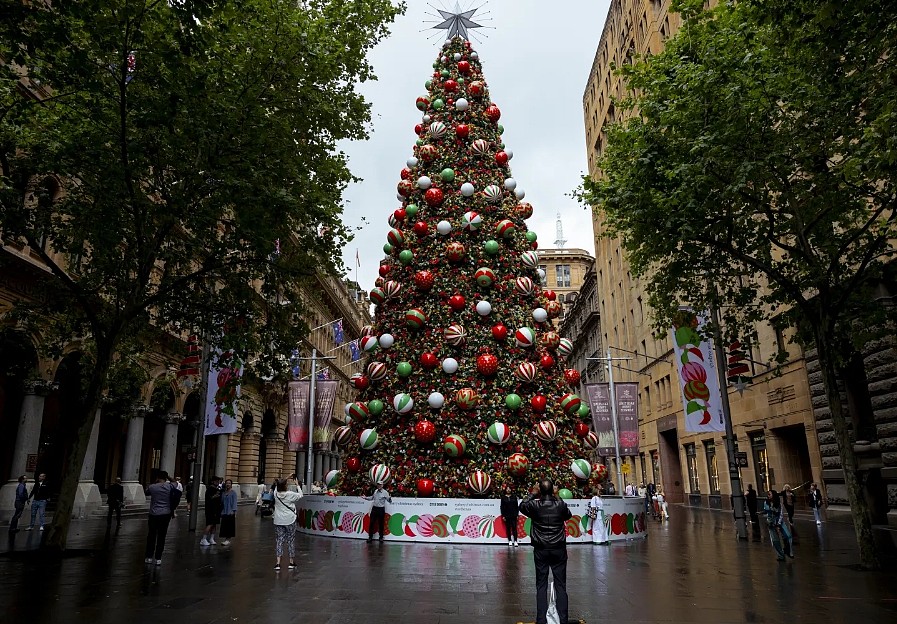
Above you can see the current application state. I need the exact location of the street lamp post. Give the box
[587,350,633,496]
[188,336,212,532]
[294,348,336,493]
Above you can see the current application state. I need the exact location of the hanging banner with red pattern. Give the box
[671,313,725,432]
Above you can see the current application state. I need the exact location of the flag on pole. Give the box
[349,340,360,362]
[317,368,331,381]
[356,249,361,267]
[333,319,344,345]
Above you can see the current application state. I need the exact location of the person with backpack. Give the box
[144,471,176,565]
[588,488,609,545]
[273,478,303,571]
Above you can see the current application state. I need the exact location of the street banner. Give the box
[671,314,725,432]
[204,349,241,436]
[287,380,339,451]
[584,383,615,456]
[615,382,640,455]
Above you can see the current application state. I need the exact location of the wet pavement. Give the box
[1,506,895,624]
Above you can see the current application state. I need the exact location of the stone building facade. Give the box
[535,247,594,326]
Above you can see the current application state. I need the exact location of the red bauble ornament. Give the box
[352,375,370,391]
[485,104,501,122]
[543,289,557,301]
[394,208,407,222]
[419,144,438,161]
[400,167,412,180]
[413,220,429,237]
[491,324,508,341]
[425,187,444,206]
[420,352,439,369]
[417,478,435,497]
[495,151,509,165]
[414,124,423,135]
[468,81,485,97]
[476,353,499,377]
[414,270,435,291]
[455,124,470,138]
[378,264,391,278]
[564,369,581,386]
[458,60,472,75]
[414,419,437,443]
[446,242,466,262]
[443,79,459,92]
[346,457,361,472]
[397,179,414,196]
[449,294,466,311]
[531,395,548,413]
[574,423,590,438]
[540,354,556,370]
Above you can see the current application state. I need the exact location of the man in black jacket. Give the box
[519,479,572,624]
[107,477,124,529]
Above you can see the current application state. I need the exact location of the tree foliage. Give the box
[578,0,897,568]
[0,0,403,550]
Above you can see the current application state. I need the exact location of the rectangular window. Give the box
[555,264,571,288]
[704,440,720,495]
[685,443,699,493]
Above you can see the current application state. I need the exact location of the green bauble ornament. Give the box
[577,403,590,418]
[440,69,450,78]
[368,399,385,416]
[406,204,419,217]
[525,231,538,243]
[383,243,394,254]
[505,393,522,410]
[558,488,573,500]
[399,250,414,265]
[433,62,439,68]
[457,77,465,84]
[425,80,432,89]
[397,361,412,377]
[484,240,500,255]
[433,98,445,110]
[498,124,504,134]
[416,139,424,146]
[440,168,455,182]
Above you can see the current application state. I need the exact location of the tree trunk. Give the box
[42,347,113,553]
[814,323,882,569]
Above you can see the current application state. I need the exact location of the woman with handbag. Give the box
[273,478,303,571]
[589,488,609,544]
[219,479,238,546]
[762,490,793,561]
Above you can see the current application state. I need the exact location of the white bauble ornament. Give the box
[436,220,452,236]
[396,193,405,202]
[453,52,462,61]
[532,308,548,323]
[455,98,469,111]
[344,403,352,416]
[442,357,459,374]
[378,333,395,349]
[428,392,445,409]
[514,188,526,200]
[422,114,431,123]
[538,268,547,281]
[460,182,475,197]
[504,178,517,191]
[505,149,513,160]
[417,176,432,190]
[476,300,492,316]
[407,157,419,168]
[470,51,479,60]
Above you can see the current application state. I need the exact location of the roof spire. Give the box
[554,210,567,248]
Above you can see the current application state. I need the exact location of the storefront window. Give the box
[685,443,699,493]
[704,440,720,495]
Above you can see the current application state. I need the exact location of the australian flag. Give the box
[317,368,330,381]
[349,340,360,362]
[333,319,344,345]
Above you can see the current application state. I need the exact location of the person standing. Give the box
[519,479,573,624]
[25,473,49,531]
[500,485,520,547]
[256,480,268,516]
[185,478,194,514]
[200,476,222,546]
[656,488,669,520]
[624,482,635,497]
[588,489,609,545]
[272,478,303,570]
[8,475,28,533]
[808,482,824,525]
[745,484,759,526]
[144,472,175,565]
[172,477,183,517]
[107,477,124,529]
[220,479,238,545]
[781,484,796,527]
[362,482,391,542]
[762,490,793,561]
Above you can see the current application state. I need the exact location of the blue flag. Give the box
[333,319,344,345]
[349,340,360,362]
[317,368,330,381]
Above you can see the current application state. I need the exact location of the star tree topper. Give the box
[433,2,484,41]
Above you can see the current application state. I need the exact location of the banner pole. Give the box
[305,348,317,494]
[606,349,625,496]
[188,334,211,532]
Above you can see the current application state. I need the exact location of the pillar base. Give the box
[122,481,148,508]
[239,483,258,500]
[0,480,30,523]
[72,482,102,519]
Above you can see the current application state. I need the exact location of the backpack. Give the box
[169,484,183,509]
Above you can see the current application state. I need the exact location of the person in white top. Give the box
[272,478,303,571]
[657,488,669,520]
[255,481,267,515]
[588,489,609,544]
[625,483,636,497]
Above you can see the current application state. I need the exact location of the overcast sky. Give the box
[338,0,611,291]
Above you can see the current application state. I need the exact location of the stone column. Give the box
[238,430,261,499]
[73,407,103,518]
[297,451,308,490]
[121,405,151,506]
[314,451,324,484]
[264,434,284,484]
[0,381,51,522]
[215,434,229,479]
[159,412,183,478]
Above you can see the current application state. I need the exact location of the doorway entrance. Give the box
[659,428,685,504]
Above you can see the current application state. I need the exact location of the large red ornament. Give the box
[564,369,581,386]
[378,264,391,278]
[393,208,406,222]
[419,144,438,162]
[468,81,485,97]
[346,457,361,472]
[515,203,533,219]
[455,124,470,139]
[485,104,501,122]
[413,221,429,237]
[546,300,562,318]
[457,60,471,75]
[400,167,412,179]
[414,270,435,291]
[574,422,590,438]
[491,324,508,341]
[477,353,499,376]
[415,96,430,110]
[531,394,548,413]
[540,354,556,370]
[425,187,444,206]
[443,79,459,92]
[543,289,557,301]
[417,478,435,497]
[414,420,437,443]
[352,374,370,391]
[420,352,439,369]
[449,294,466,311]
[495,151,509,165]
[446,242,466,262]
[397,179,414,196]
[414,124,423,136]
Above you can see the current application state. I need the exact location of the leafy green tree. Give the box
[578,0,897,569]
[0,0,402,551]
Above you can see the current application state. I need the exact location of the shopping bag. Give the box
[547,579,561,624]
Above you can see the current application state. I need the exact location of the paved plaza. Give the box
[1,506,895,624]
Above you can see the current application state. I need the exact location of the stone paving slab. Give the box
[0,507,895,623]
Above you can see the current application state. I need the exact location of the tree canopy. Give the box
[578,0,897,568]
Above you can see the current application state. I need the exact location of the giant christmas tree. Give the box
[335,35,599,498]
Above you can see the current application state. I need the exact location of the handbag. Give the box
[587,504,598,520]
